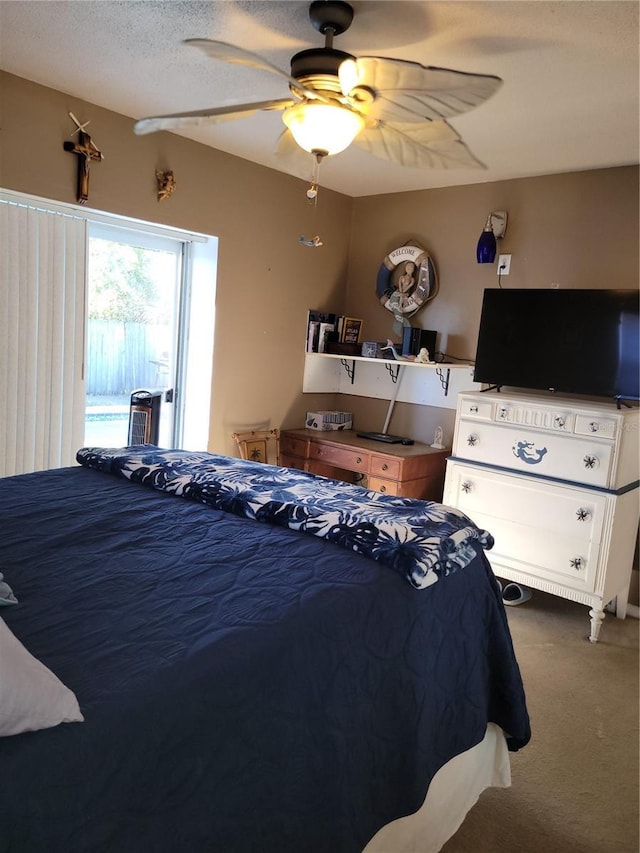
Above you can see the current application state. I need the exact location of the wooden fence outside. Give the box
[86,320,170,395]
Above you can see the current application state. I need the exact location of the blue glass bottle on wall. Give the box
[476,216,497,264]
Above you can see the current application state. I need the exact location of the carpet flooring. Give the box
[442,588,639,853]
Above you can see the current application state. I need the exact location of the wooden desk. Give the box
[280,429,449,501]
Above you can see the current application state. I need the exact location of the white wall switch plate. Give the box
[497,254,511,275]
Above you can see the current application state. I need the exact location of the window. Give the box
[0,190,217,476]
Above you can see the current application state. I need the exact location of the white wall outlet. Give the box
[497,254,511,275]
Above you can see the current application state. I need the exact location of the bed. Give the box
[0,446,530,853]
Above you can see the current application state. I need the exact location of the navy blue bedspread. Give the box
[0,462,530,853]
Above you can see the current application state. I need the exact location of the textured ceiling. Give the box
[1,0,638,197]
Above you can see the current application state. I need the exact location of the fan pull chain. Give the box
[299,153,324,247]
[306,152,324,204]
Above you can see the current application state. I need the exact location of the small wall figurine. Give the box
[155,170,176,202]
[299,235,323,247]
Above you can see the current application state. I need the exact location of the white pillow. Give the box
[0,617,84,737]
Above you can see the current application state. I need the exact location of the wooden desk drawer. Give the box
[281,434,310,458]
[370,456,401,480]
[310,443,369,473]
[280,453,307,472]
[368,476,398,496]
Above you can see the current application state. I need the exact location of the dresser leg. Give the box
[588,607,605,643]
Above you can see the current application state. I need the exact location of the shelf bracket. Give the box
[340,358,356,384]
[435,367,451,395]
[385,363,401,384]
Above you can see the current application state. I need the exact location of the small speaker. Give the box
[402,328,437,358]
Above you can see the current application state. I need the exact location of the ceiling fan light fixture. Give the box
[338,57,359,95]
[282,101,364,156]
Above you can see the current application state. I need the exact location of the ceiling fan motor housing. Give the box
[309,1,354,36]
[291,47,354,92]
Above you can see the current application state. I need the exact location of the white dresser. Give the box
[443,390,640,642]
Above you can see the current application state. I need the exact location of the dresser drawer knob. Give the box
[554,415,566,428]
[583,454,599,470]
[461,481,473,494]
[576,508,592,522]
[589,421,599,433]
[498,408,508,420]
[355,457,362,465]
[379,484,387,493]
[469,405,478,413]
[570,556,584,571]
[467,434,479,447]
[381,463,388,471]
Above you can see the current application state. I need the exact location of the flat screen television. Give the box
[473,289,639,402]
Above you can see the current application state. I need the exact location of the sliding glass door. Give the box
[1,188,217,475]
[85,223,183,449]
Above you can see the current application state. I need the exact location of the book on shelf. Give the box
[307,321,320,353]
[318,322,335,353]
[341,317,363,345]
[306,310,364,353]
[305,310,337,352]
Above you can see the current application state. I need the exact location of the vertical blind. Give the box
[0,199,87,477]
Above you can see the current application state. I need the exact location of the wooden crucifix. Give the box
[63,113,103,204]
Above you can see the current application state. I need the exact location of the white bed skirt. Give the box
[363,723,510,853]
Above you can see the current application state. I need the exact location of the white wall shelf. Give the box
[303,352,480,410]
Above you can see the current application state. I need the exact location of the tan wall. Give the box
[341,167,639,444]
[0,72,352,455]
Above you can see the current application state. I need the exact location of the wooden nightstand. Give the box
[281,429,449,501]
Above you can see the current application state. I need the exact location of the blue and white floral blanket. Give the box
[76,445,494,590]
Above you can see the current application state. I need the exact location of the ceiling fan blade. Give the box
[185,39,323,101]
[134,99,294,136]
[353,120,486,170]
[345,57,502,123]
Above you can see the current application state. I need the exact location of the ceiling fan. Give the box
[134,0,503,172]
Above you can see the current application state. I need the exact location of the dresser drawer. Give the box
[309,443,369,473]
[458,397,494,421]
[446,462,607,542]
[574,414,617,439]
[453,420,613,487]
[280,434,310,458]
[491,401,574,432]
[370,456,401,480]
[444,462,605,592]
[475,513,600,591]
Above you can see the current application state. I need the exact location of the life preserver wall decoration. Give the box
[376,242,438,329]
